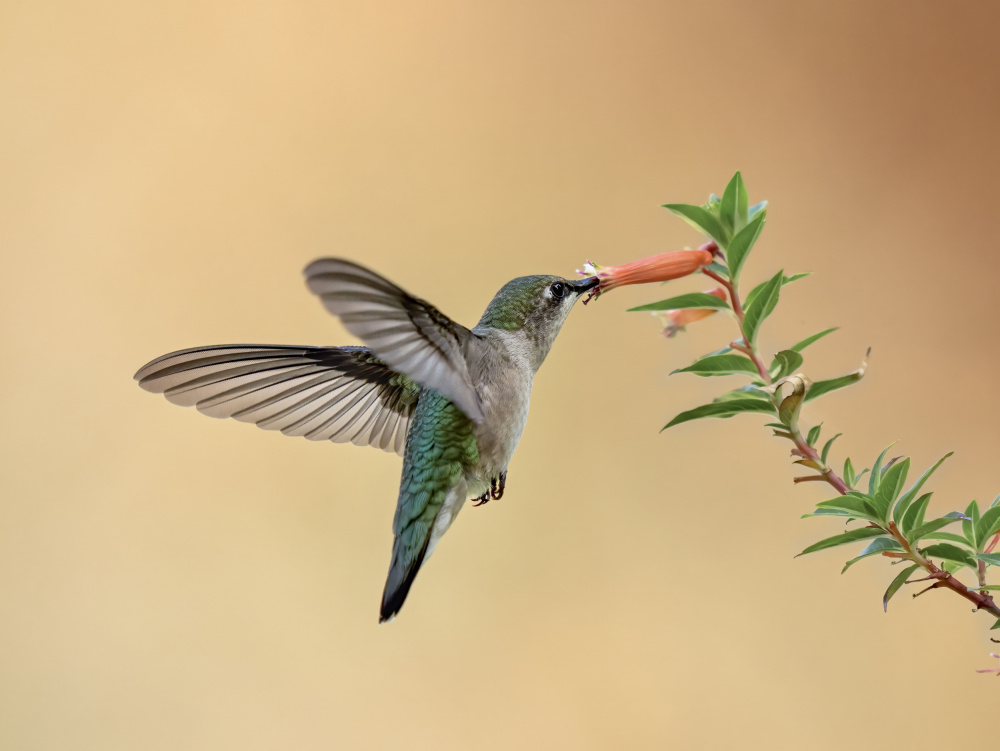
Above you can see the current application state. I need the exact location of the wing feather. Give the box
[304,258,484,423]
[134,345,420,455]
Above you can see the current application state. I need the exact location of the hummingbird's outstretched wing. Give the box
[304,258,485,423]
[134,345,420,455]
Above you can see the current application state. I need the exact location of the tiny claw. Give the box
[490,472,507,500]
[472,491,491,507]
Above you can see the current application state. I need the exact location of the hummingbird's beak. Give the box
[570,276,600,293]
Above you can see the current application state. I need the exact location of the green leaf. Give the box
[720,171,749,233]
[714,386,771,403]
[770,349,804,380]
[628,292,731,313]
[748,200,767,219]
[993,619,1000,630]
[883,563,921,611]
[900,493,933,535]
[807,424,822,447]
[977,553,1000,566]
[872,458,909,522]
[797,527,887,556]
[663,203,728,246]
[741,269,783,346]
[906,515,962,545]
[821,433,842,464]
[868,443,896,496]
[843,457,856,488]
[724,211,765,284]
[791,327,838,353]
[805,350,871,402]
[815,492,882,523]
[662,398,776,430]
[842,538,903,573]
[893,453,953,525]
[672,354,760,377]
[975,506,1000,549]
[743,273,808,311]
[963,500,980,547]
[921,543,977,569]
[921,531,973,546]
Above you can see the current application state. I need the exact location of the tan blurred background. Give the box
[3,1,1000,748]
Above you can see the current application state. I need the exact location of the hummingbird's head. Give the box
[476,275,600,369]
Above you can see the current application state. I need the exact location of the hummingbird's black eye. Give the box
[550,282,567,299]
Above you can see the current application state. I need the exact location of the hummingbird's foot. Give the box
[490,471,506,501]
[472,472,507,507]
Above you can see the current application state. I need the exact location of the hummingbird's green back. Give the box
[380,389,480,622]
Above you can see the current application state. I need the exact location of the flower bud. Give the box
[656,287,727,338]
[577,249,714,303]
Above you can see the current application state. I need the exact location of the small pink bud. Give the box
[577,249,714,303]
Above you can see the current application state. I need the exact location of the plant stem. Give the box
[701,267,773,384]
[708,264,1000,621]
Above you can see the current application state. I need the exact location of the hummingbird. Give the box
[135,258,599,622]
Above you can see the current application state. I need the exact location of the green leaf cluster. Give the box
[799,450,998,609]
[648,174,999,635]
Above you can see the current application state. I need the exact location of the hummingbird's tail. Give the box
[379,535,432,624]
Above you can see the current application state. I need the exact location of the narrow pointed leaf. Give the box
[662,399,776,430]
[844,457,855,488]
[872,458,909,522]
[963,500,979,547]
[748,200,767,219]
[797,527,887,556]
[842,538,903,573]
[724,211,765,284]
[815,493,882,523]
[821,433,842,464]
[901,493,933,535]
[807,424,822,447]
[629,292,731,312]
[713,386,771,403]
[921,531,974,546]
[719,171,749,233]
[906,515,961,544]
[921,543,977,569]
[791,327,838,353]
[804,349,870,402]
[671,354,759,377]
[663,203,727,246]
[741,269,784,346]
[868,443,895,496]
[975,506,1000,548]
[802,508,854,518]
[893,452,953,525]
[883,563,921,611]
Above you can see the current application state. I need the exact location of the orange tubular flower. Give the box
[656,287,727,338]
[577,249,714,304]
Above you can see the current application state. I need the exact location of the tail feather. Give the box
[379,534,431,624]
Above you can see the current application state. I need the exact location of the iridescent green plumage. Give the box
[381,390,479,621]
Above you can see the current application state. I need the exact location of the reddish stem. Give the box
[707,253,999,621]
[702,267,772,385]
